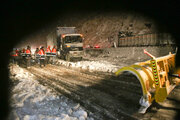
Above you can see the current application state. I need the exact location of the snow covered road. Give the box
[8,58,180,120]
[9,64,94,120]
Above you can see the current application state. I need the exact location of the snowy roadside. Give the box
[54,49,141,74]
[8,64,95,120]
[55,59,121,73]
[8,55,131,120]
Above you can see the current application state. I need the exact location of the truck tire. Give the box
[60,55,65,60]
[57,51,61,59]
[65,54,71,61]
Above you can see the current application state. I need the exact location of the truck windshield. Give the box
[64,36,82,43]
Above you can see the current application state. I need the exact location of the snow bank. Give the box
[56,59,119,73]
[9,64,94,120]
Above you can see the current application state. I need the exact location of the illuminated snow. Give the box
[9,56,124,120]
[9,64,94,120]
[56,59,119,73]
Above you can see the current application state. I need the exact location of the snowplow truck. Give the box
[115,50,180,113]
[47,27,84,61]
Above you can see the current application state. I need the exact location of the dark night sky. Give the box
[1,0,180,120]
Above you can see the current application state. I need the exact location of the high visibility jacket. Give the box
[52,48,56,53]
[26,49,31,54]
[15,50,19,54]
[38,49,45,55]
[46,48,51,53]
[12,54,18,57]
[22,49,25,53]
[11,50,18,57]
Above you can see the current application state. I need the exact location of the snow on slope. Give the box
[9,64,94,120]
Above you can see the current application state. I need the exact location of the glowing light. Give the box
[62,34,65,38]
[94,45,100,48]
[80,34,83,37]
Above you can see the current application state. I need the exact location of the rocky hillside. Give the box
[55,12,158,48]
[16,11,159,48]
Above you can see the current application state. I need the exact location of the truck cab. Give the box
[57,33,84,61]
[47,27,84,61]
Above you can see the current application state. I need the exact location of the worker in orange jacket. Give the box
[38,46,46,67]
[46,45,51,64]
[25,46,31,55]
[22,48,26,53]
[25,46,32,68]
[20,48,26,58]
[51,45,57,64]
[11,48,19,64]
[52,46,57,54]
[34,48,40,64]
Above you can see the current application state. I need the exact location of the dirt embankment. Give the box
[84,46,176,67]
[57,12,158,48]
[16,11,158,48]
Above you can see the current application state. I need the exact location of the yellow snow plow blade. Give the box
[115,51,180,113]
[115,64,154,103]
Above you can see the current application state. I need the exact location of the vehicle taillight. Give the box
[66,45,71,48]
[62,34,65,38]
[94,45,100,48]
[80,34,83,37]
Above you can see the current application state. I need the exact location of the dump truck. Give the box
[115,49,180,113]
[47,27,84,61]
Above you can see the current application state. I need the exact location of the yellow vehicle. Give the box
[115,49,180,113]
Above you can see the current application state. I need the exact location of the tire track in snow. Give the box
[27,66,139,120]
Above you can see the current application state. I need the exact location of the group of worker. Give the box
[11,45,57,68]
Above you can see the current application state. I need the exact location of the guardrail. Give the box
[118,33,175,47]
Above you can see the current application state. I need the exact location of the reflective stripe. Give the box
[26,49,31,54]
[52,48,56,53]
[38,49,45,55]
[46,48,51,53]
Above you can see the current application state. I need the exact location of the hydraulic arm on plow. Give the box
[115,50,180,113]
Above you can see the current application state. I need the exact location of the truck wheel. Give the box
[65,54,71,61]
[57,51,61,58]
[79,57,83,61]
[59,55,64,60]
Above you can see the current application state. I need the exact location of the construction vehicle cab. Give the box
[57,33,84,61]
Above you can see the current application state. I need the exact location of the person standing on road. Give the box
[11,48,19,64]
[38,46,46,67]
[25,46,32,68]
[22,48,25,53]
[19,48,26,65]
[34,48,40,64]
[46,45,52,64]
[51,45,57,64]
